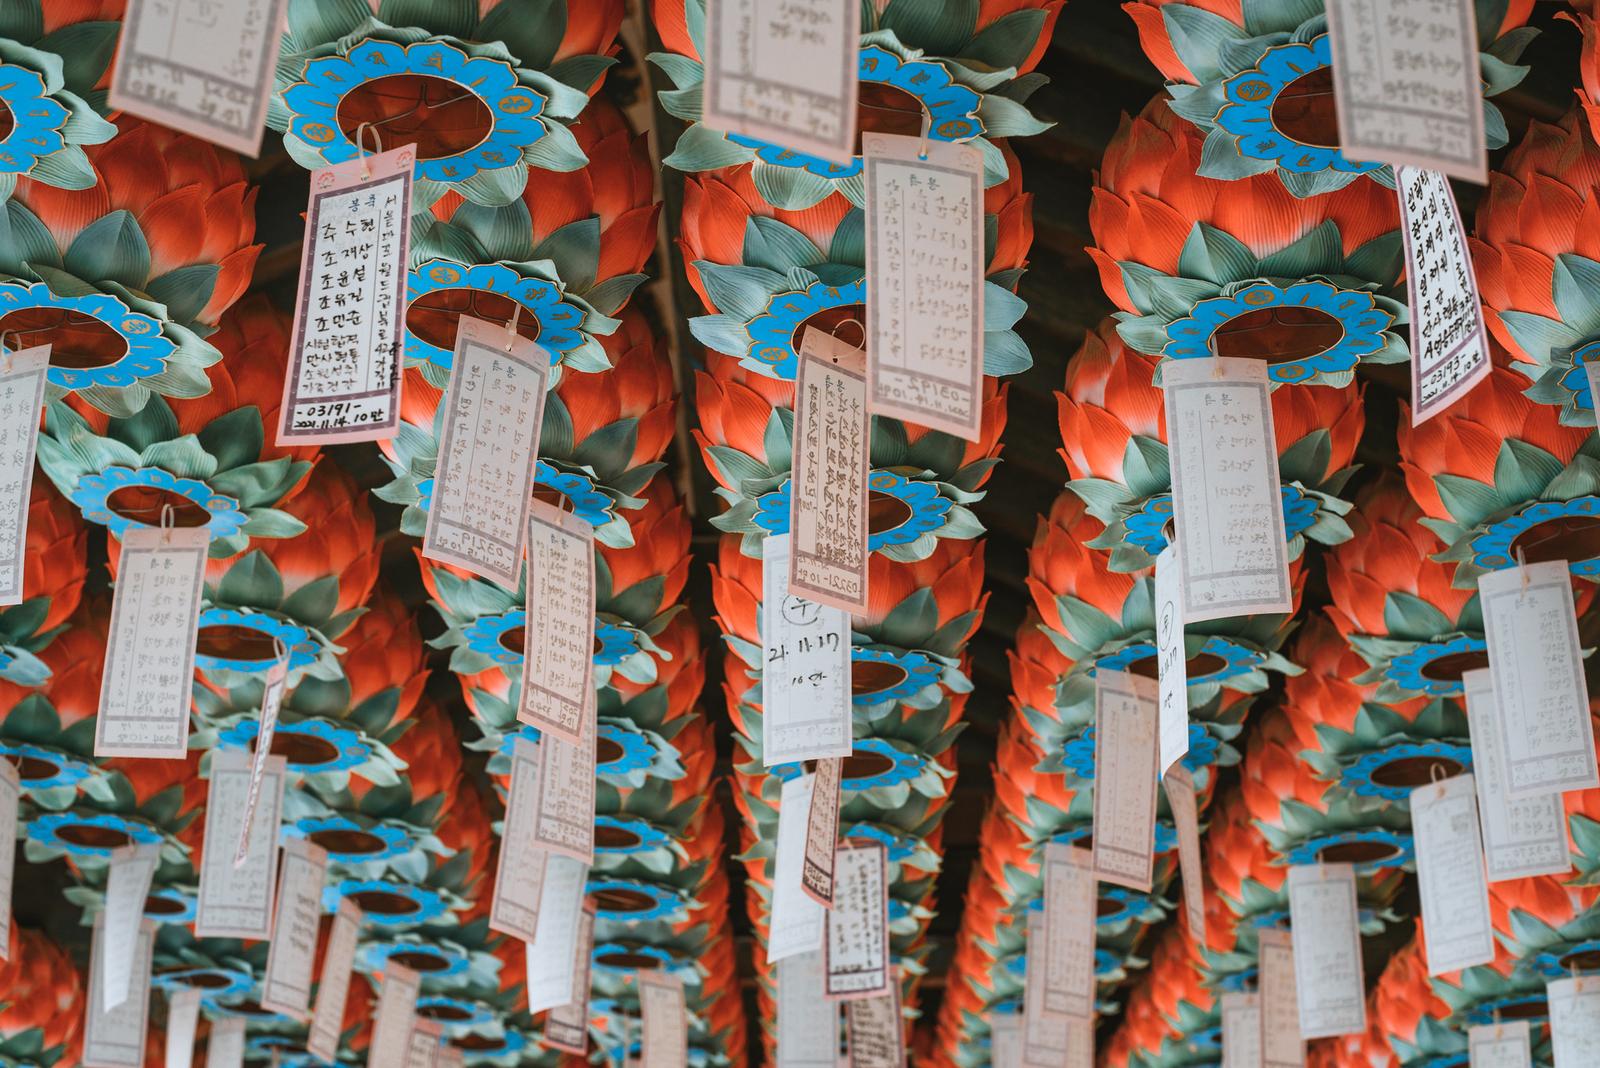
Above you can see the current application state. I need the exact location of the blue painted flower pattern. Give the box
[27,812,161,858]
[1061,723,1220,779]
[357,939,471,980]
[596,722,658,778]
[768,737,924,791]
[585,877,687,923]
[1384,634,1487,698]
[194,608,319,674]
[594,814,671,856]
[851,646,944,705]
[1284,828,1414,873]
[1470,497,1600,579]
[71,465,246,541]
[418,463,617,533]
[462,609,624,668]
[1125,486,1315,557]
[405,260,586,371]
[1092,636,1265,687]
[754,473,952,549]
[218,718,372,774]
[321,879,451,926]
[745,280,865,380]
[283,816,413,864]
[1339,742,1474,801]
[0,283,177,391]
[1164,281,1393,383]
[0,742,91,791]
[0,63,70,174]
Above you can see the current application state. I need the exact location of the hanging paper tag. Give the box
[1022,911,1068,1068]
[863,133,985,443]
[196,749,285,939]
[1039,843,1095,1019]
[206,1018,247,1068]
[640,972,689,1068]
[260,839,328,1018]
[108,0,286,156]
[1092,668,1158,891]
[1161,357,1293,621]
[0,344,47,606]
[236,658,288,867]
[543,904,595,1053]
[825,841,890,1000]
[1411,773,1495,974]
[405,1021,442,1068]
[762,534,852,765]
[306,899,362,1064]
[989,1014,1022,1068]
[1154,544,1189,772]
[525,855,590,1013]
[1163,763,1207,944]
[804,756,843,907]
[1395,166,1492,423]
[1479,561,1598,798]
[770,772,826,964]
[438,1046,466,1068]
[1258,928,1303,1068]
[1549,976,1600,1064]
[1221,992,1261,1068]
[1468,1020,1532,1068]
[789,328,870,613]
[0,759,16,961]
[777,950,838,1068]
[1324,0,1487,182]
[370,961,422,1066]
[164,988,201,1068]
[280,145,413,444]
[422,316,549,587]
[533,695,597,864]
[95,525,208,758]
[103,843,160,1012]
[489,736,550,943]
[518,500,596,744]
[1463,668,1569,880]
[84,915,153,1068]
[1286,865,1365,1038]
[845,989,904,1068]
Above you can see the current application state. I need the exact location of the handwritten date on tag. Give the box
[518,501,596,745]
[789,328,869,613]
[762,534,852,766]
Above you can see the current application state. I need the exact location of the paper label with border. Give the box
[306,899,361,1064]
[533,692,596,864]
[762,534,852,766]
[437,1044,466,1068]
[1324,0,1487,181]
[804,756,842,907]
[989,1014,1022,1068]
[1154,544,1189,773]
[824,840,890,1000]
[1022,910,1068,1068]
[108,0,287,156]
[1468,1020,1531,1068]
[789,329,869,613]
[102,843,159,1012]
[1549,976,1600,1065]
[196,749,285,939]
[405,1020,442,1068]
[0,344,47,605]
[84,915,153,1068]
[260,839,328,1019]
[280,146,414,444]
[164,988,201,1068]
[206,1017,246,1068]
[1463,668,1569,880]
[863,132,985,442]
[0,759,14,961]
[542,904,595,1053]
[1258,928,1303,1068]
[845,989,904,1068]
[1479,561,1598,798]
[1411,773,1495,975]
[95,525,208,758]
[370,961,422,1066]
[1161,357,1293,620]
[236,658,287,867]
[1286,864,1365,1038]
[770,772,826,963]
[1395,165,1492,423]
[1221,993,1261,1068]
[422,316,549,588]
[777,950,837,1068]
[701,0,859,162]
[640,972,689,1068]
[489,736,550,942]
[1039,842,1095,1019]
[1092,668,1158,891]
[518,500,595,744]
[1163,763,1207,944]
[525,854,590,1014]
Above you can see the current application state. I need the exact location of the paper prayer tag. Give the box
[533,696,597,864]
[164,987,201,1068]
[1021,919,1093,1068]
[109,0,287,156]
[1154,544,1189,773]
[84,914,154,1068]
[0,759,15,961]
[1161,356,1293,621]
[769,772,826,964]
[260,839,328,1019]
[196,748,285,940]
[236,658,288,868]
[863,133,985,442]
[1039,843,1095,1020]
[1091,668,1158,891]
[207,1017,247,1068]
[1286,864,1366,1039]
[422,316,549,588]
[102,843,159,1013]
[1257,927,1303,1068]
[306,899,362,1065]
[1462,668,1570,881]
[989,1014,1022,1068]
[1221,993,1261,1068]
[789,328,870,613]
[369,960,423,1067]
[777,950,838,1068]
[281,145,415,444]
[845,989,905,1068]
[803,755,843,907]
[640,971,689,1068]
[1324,0,1487,182]
[1548,976,1600,1066]
[1395,166,1492,424]
[761,534,852,766]
[0,344,47,606]
[1163,763,1207,945]
[824,840,890,1001]
[542,903,596,1054]
[524,855,590,1014]
[1478,561,1598,799]
[406,1020,443,1068]
[1468,1019,1532,1068]
[518,500,596,745]
[1411,773,1495,975]
[95,525,209,759]
[489,736,551,943]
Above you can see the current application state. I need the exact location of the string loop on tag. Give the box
[158,503,176,544]
[1516,544,1530,594]
[827,317,865,354]
[1493,1006,1502,1039]
[353,122,384,180]
[917,110,931,161]
[0,331,19,375]
[505,303,522,352]
[273,636,289,671]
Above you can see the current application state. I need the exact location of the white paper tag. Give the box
[845,989,904,1068]
[236,659,287,868]
[95,526,209,758]
[989,1015,1022,1068]
[542,904,595,1054]
[518,500,596,745]
[109,0,286,156]
[1039,843,1095,1019]
[196,748,284,939]
[789,329,870,613]
[437,1046,466,1068]
[762,534,852,766]
[533,695,596,864]
[369,961,422,1067]
[1022,911,1067,1068]
[770,773,826,964]
[280,146,414,444]
[84,915,153,1068]
[1092,668,1158,891]
[1154,544,1189,772]
[1162,357,1293,621]
[863,133,985,442]
[306,899,361,1064]
[1479,562,1598,798]
[1463,667,1569,879]
[1395,166,1492,423]
[700,0,859,162]
[260,839,327,1018]
[0,345,47,606]
[0,759,15,961]
[489,736,550,943]
[164,988,201,1068]
[405,1020,442,1068]
[1222,992,1261,1068]
[777,950,838,1068]
[1469,1020,1532,1068]
[525,854,590,1014]
[1163,763,1207,943]
[640,972,689,1068]
[206,1018,246,1068]
[1549,977,1600,1065]
[102,843,160,1012]
[1325,0,1487,182]
[1411,773,1495,974]
[804,756,843,907]
[1258,928,1303,1068]
[1286,865,1366,1038]
[422,316,549,588]
[825,841,890,1000]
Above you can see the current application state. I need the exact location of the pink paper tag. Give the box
[518,500,597,744]
[306,899,362,1064]
[542,905,596,1054]
[803,757,842,907]
[824,841,890,1001]
[640,972,689,1068]
[789,328,870,613]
